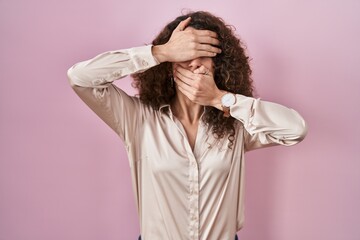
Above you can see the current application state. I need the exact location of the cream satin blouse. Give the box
[67,45,307,240]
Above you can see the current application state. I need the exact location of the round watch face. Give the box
[221,93,236,107]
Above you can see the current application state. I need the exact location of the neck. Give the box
[171,91,203,124]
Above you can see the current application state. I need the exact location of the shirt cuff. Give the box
[127,45,159,71]
[229,94,255,128]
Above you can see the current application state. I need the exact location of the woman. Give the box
[67,11,307,240]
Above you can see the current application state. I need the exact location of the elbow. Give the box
[66,62,99,88]
[67,63,84,88]
[295,118,308,142]
[288,115,308,145]
[67,64,77,88]
[289,108,308,144]
[278,113,308,147]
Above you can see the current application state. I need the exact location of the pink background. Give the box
[1,0,359,239]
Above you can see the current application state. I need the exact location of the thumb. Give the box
[174,17,191,32]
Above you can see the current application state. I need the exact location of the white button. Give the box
[112,71,121,77]
[92,79,102,85]
[142,60,148,66]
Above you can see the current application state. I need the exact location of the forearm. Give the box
[230,94,307,146]
[67,45,159,88]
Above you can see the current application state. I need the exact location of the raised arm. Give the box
[171,65,307,151]
[67,45,159,143]
[67,45,159,88]
[229,95,308,151]
[67,17,222,143]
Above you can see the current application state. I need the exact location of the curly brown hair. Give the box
[132,11,254,148]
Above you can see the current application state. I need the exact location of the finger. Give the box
[175,64,195,79]
[193,50,218,58]
[175,65,198,81]
[196,36,220,46]
[196,43,222,54]
[174,77,196,93]
[192,29,218,38]
[175,17,191,32]
[174,70,195,86]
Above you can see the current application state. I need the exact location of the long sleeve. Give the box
[66,45,159,143]
[229,94,308,151]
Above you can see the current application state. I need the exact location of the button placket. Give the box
[188,155,199,240]
[170,115,201,239]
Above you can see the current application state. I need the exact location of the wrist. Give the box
[151,45,168,63]
[212,90,227,110]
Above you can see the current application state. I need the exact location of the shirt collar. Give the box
[159,103,171,112]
